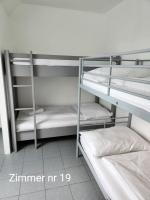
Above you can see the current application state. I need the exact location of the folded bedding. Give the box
[73,103,112,120]
[16,105,77,132]
[102,151,150,200]
[80,126,150,157]
[83,68,150,97]
[17,105,75,121]
[111,76,150,97]
[84,67,150,81]
[83,68,131,81]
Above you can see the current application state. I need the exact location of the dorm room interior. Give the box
[0,0,150,200]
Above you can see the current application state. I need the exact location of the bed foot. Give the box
[76,145,82,158]
[76,147,79,158]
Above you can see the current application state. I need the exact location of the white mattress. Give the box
[83,79,150,112]
[16,103,112,132]
[13,58,79,66]
[81,136,130,200]
[81,136,150,200]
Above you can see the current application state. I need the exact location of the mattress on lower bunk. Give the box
[81,135,150,200]
[16,103,112,132]
[83,78,150,112]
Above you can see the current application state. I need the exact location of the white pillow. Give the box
[128,69,150,78]
[131,116,150,142]
[74,103,112,120]
[86,68,132,77]
[81,126,150,157]
[83,72,107,83]
[85,67,150,80]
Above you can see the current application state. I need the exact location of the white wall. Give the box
[104,0,150,52]
[0,3,5,127]
[0,2,11,154]
[0,3,9,49]
[11,4,106,55]
[10,4,107,106]
[0,3,9,128]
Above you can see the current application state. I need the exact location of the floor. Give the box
[0,137,105,200]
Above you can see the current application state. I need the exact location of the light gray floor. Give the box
[0,138,105,200]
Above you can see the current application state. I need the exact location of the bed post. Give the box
[110,56,121,126]
[107,56,112,96]
[111,104,116,126]
[30,51,37,149]
[128,113,132,128]
[76,58,82,158]
[95,96,100,104]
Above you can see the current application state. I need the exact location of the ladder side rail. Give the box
[4,50,17,152]
[76,58,82,158]
[30,51,37,149]
[107,56,113,96]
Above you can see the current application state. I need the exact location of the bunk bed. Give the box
[76,49,150,200]
[4,51,115,152]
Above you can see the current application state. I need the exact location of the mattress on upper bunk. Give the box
[81,135,150,200]
[83,68,150,112]
[16,103,112,132]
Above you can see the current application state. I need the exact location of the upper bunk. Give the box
[6,51,118,77]
[6,51,80,77]
[79,49,150,123]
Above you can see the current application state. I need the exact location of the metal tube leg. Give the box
[30,51,37,150]
[76,59,82,158]
[76,142,82,158]
[76,144,80,158]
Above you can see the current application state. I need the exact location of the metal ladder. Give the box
[5,50,37,152]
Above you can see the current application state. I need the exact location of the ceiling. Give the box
[0,0,123,14]
[22,0,123,13]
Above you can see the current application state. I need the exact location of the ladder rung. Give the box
[15,108,33,111]
[11,59,30,63]
[12,64,32,67]
[13,85,32,88]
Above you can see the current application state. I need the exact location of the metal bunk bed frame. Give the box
[76,48,150,200]
[4,50,117,152]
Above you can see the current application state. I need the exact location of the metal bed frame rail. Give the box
[10,53,80,77]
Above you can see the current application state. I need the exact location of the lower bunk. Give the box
[78,126,150,200]
[16,102,113,141]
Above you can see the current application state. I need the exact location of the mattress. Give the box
[81,136,130,200]
[81,135,150,200]
[16,103,112,132]
[13,58,79,66]
[83,77,150,112]
[102,151,150,200]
